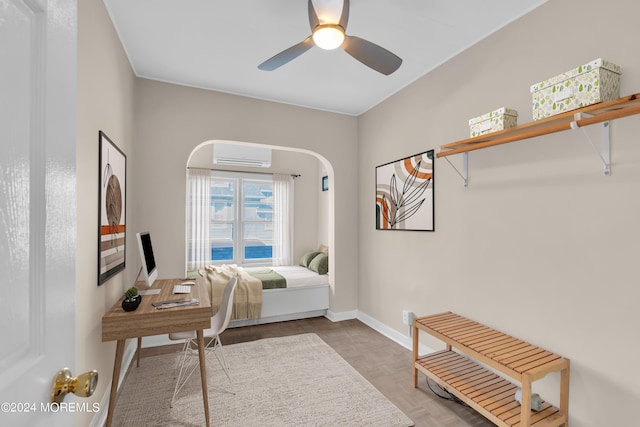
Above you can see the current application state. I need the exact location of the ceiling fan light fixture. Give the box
[258,0,402,75]
[312,24,345,50]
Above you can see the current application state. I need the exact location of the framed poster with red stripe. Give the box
[98,131,126,284]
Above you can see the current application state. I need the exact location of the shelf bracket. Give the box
[443,152,468,187]
[570,112,611,176]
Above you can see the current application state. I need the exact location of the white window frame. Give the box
[210,171,274,266]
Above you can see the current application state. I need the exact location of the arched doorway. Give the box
[184,140,336,323]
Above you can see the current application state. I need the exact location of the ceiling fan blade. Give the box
[308,0,319,30]
[339,0,349,30]
[342,35,402,75]
[258,37,315,71]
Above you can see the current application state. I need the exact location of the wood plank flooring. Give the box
[137,317,495,426]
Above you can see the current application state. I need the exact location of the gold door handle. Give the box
[51,368,98,404]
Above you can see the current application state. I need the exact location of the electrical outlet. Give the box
[403,310,414,326]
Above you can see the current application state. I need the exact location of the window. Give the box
[187,169,293,270]
[241,180,273,261]
[210,178,237,262]
[209,174,273,265]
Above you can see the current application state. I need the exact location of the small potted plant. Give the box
[122,287,142,312]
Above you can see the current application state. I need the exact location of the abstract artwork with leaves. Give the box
[98,131,126,284]
[376,150,434,231]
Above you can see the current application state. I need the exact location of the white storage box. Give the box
[530,58,621,120]
[468,107,518,138]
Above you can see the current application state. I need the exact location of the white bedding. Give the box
[270,265,329,288]
[226,265,329,327]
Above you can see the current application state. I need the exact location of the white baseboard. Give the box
[139,334,177,349]
[325,309,357,322]
[356,311,413,350]
[356,310,434,355]
[89,339,138,427]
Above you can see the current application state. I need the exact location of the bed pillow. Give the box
[299,250,321,268]
[308,252,328,275]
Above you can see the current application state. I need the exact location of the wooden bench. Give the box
[412,312,569,427]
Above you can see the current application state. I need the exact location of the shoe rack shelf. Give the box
[412,312,570,427]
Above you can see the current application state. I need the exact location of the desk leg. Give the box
[106,339,125,427]
[196,329,210,427]
[136,337,142,367]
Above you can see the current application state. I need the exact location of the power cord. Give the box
[425,377,468,407]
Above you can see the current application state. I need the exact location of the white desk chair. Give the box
[168,276,237,406]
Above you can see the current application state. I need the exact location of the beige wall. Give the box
[76,0,136,425]
[358,0,640,425]
[187,144,323,261]
[132,79,359,313]
[78,0,640,425]
[318,163,330,249]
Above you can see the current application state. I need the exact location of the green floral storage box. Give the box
[530,58,621,121]
[468,107,518,137]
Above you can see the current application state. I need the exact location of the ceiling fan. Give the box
[258,0,402,75]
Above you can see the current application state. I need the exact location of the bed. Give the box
[139,253,330,349]
[201,250,331,328]
[229,265,329,327]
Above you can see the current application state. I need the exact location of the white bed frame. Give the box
[228,283,329,328]
[141,277,329,348]
[142,283,329,348]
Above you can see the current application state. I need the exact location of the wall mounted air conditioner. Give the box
[212,143,271,168]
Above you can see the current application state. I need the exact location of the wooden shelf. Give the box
[438,93,640,158]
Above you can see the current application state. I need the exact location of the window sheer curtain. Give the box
[272,174,293,266]
[187,169,211,271]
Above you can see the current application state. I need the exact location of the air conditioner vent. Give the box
[212,143,271,168]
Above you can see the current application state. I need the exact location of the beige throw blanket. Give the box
[201,264,262,320]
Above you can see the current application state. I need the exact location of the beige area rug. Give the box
[113,333,414,426]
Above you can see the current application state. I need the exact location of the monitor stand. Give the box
[133,266,161,295]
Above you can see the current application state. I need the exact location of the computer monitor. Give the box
[136,231,158,288]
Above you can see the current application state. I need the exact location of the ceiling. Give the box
[103,0,546,116]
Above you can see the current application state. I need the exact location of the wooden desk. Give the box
[102,278,212,427]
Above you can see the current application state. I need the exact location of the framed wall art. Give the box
[375,149,434,231]
[98,131,126,284]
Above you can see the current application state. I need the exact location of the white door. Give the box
[0,0,77,426]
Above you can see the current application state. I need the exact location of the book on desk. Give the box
[152,297,199,310]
